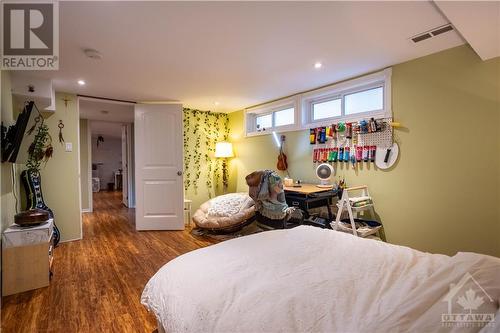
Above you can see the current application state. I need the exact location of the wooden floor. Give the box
[1,191,216,333]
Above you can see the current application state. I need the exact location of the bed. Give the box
[141,226,500,333]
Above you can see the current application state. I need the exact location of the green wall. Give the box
[228,45,500,257]
[0,74,82,242]
[39,94,82,241]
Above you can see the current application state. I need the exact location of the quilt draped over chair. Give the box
[245,170,294,221]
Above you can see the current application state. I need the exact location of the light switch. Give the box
[65,142,73,152]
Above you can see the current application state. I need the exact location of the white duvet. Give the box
[141,226,500,333]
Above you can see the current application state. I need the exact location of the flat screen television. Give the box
[1,101,42,164]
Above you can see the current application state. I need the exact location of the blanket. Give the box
[142,226,500,333]
[245,170,291,220]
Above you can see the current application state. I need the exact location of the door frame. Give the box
[77,98,94,214]
[122,123,135,208]
[86,121,93,212]
[127,123,135,208]
[77,96,136,217]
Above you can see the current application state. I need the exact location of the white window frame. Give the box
[245,96,299,136]
[244,68,391,136]
[302,68,391,128]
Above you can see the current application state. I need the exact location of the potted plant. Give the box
[20,116,60,245]
[26,118,53,172]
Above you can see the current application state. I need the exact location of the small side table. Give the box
[184,199,193,227]
[2,219,54,296]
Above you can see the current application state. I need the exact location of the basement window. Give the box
[274,107,295,127]
[246,97,299,135]
[256,114,273,130]
[312,98,342,121]
[344,86,384,115]
[244,68,391,136]
[302,68,391,126]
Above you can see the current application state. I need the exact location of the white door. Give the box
[135,104,184,230]
[121,125,129,207]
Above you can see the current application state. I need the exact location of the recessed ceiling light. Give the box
[77,80,86,86]
[314,62,322,69]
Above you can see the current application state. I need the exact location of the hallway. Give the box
[1,192,215,333]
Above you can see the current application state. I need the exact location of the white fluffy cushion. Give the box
[193,193,255,230]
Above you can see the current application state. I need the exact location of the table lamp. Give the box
[215,141,234,191]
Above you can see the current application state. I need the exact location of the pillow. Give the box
[207,193,254,217]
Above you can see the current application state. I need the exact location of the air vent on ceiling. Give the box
[412,33,432,43]
[411,24,454,43]
[431,25,454,36]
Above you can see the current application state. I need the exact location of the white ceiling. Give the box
[79,98,134,123]
[89,121,124,139]
[13,1,473,112]
[435,1,500,60]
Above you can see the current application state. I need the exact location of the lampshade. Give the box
[215,141,234,158]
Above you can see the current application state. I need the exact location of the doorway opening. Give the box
[78,97,135,213]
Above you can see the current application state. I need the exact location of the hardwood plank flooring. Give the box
[1,191,216,333]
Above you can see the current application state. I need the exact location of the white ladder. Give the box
[332,185,385,240]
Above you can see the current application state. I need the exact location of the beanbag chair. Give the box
[192,193,255,232]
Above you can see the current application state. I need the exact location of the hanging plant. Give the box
[183,110,192,191]
[192,111,202,192]
[221,115,230,188]
[182,108,230,195]
[203,112,213,195]
[214,158,221,189]
[223,115,230,141]
[26,119,53,173]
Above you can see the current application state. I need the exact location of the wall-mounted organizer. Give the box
[310,117,394,169]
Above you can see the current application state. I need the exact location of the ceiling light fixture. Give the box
[314,62,322,69]
[214,101,220,106]
[77,80,86,86]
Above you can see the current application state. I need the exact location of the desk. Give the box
[284,184,337,220]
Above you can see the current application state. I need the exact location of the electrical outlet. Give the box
[65,142,73,152]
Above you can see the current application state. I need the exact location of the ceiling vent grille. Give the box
[411,24,454,43]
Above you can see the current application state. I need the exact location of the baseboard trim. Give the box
[81,209,91,213]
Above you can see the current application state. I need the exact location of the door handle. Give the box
[177,171,183,176]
